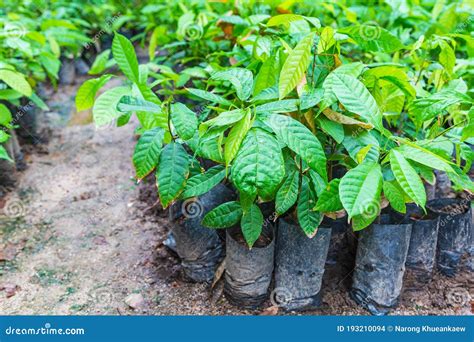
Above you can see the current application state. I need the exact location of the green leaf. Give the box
[297,176,322,238]
[89,49,111,75]
[339,162,382,219]
[224,111,252,166]
[211,68,253,101]
[390,149,426,208]
[342,130,380,163]
[254,54,278,96]
[383,181,406,214]
[186,88,232,106]
[266,114,327,180]
[0,104,12,126]
[156,143,190,208]
[340,25,404,53]
[204,109,246,127]
[267,14,305,27]
[231,128,285,200]
[314,179,343,212]
[275,171,299,215]
[202,201,243,228]
[76,74,113,111]
[397,144,453,173]
[92,86,130,127]
[318,116,344,144]
[351,211,378,231]
[321,62,365,109]
[255,99,299,114]
[279,32,314,99]
[0,70,32,97]
[170,103,198,140]
[181,166,226,199]
[133,127,165,180]
[117,95,162,114]
[241,204,264,248]
[112,33,139,83]
[330,73,382,130]
[0,145,13,162]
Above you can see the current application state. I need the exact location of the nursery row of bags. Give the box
[165,184,472,315]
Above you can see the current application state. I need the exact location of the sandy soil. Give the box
[0,79,472,316]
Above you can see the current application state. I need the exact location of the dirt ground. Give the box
[0,79,472,316]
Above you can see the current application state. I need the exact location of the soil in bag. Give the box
[427,198,472,277]
[224,224,275,309]
[350,215,412,315]
[169,184,234,283]
[274,218,331,311]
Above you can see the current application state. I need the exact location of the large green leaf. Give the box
[275,170,299,215]
[132,127,164,180]
[297,176,322,238]
[186,88,233,106]
[241,204,264,248]
[75,74,113,111]
[181,166,226,199]
[330,73,382,129]
[340,25,404,53]
[112,33,139,83]
[383,180,406,214]
[397,144,453,173]
[202,201,243,228]
[231,128,285,200]
[88,49,111,75]
[314,179,343,212]
[170,103,198,140]
[117,95,162,114]
[390,149,426,208]
[279,32,314,99]
[156,143,190,208]
[266,114,327,180]
[204,109,246,127]
[254,54,279,96]
[0,70,32,97]
[255,99,299,114]
[211,68,253,101]
[0,104,12,126]
[339,162,382,219]
[321,62,365,109]
[224,111,252,166]
[92,86,130,127]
